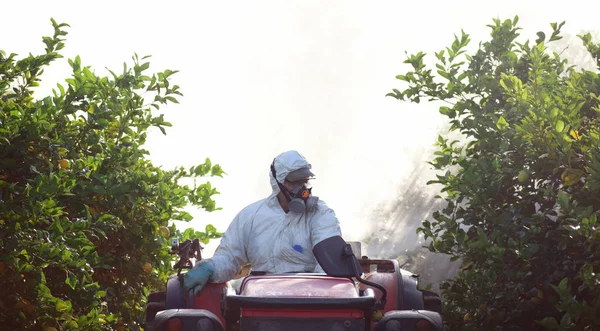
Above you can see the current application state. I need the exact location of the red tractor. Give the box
[144,236,443,331]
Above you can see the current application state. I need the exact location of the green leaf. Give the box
[558,277,568,291]
[476,227,488,244]
[496,116,509,130]
[557,191,570,209]
[65,274,77,290]
[177,212,193,221]
[55,300,68,312]
[183,228,195,240]
[64,320,78,329]
[535,32,546,44]
[537,317,559,329]
[52,219,64,234]
[499,79,508,90]
[555,120,565,132]
[439,106,456,118]
[561,168,585,186]
[38,283,51,297]
[205,224,217,234]
[560,313,572,327]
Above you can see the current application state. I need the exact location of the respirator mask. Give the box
[271,161,319,214]
[287,182,319,214]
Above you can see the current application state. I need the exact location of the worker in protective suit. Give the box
[183,150,342,295]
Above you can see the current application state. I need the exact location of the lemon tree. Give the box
[388,17,600,330]
[0,19,223,330]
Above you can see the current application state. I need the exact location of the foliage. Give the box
[388,17,600,330]
[0,19,224,330]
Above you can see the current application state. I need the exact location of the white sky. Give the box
[2,0,598,255]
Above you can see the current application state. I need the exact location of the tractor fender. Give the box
[358,259,424,312]
[151,309,224,331]
[163,274,228,327]
[373,310,442,331]
[165,274,186,310]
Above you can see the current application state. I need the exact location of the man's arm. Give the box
[197,212,250,283]
[309,202,342,272]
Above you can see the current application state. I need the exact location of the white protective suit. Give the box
[201,150,342,283]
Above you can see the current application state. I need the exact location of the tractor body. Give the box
[145,238,442,331]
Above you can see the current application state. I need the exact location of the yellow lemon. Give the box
[58,159,69,169]
[372,310,383,321]
[517,169,529,183]
[158,226,170,238]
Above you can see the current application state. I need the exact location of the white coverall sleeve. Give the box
[200,212,249,283]
[310,206,342,273]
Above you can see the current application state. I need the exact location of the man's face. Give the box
[283,178,310,194]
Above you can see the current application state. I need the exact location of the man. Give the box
[184,150,342,295]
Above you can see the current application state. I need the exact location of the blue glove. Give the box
[183,262,215,296]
